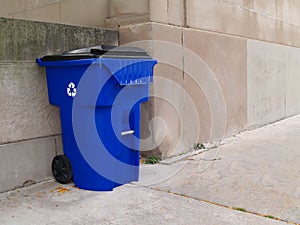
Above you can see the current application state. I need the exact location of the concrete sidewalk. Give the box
[1,115,300,225]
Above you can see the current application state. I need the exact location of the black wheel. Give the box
[52,155,73,184]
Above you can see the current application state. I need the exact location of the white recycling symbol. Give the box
[67,82,77,97]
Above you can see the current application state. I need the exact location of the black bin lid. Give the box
[40,45,152,62]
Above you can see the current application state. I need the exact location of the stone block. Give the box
[23,0,58,10]
[0,0,22,17]
[150,0,185,26]
[186,0,223,32]
[0,63,61,144]
[247,40,300,126]
[105,14,150,29]
[276,0,300,26]
[12,2,60,23]
[253,0,276,17]
[120,23,186,157]
[119,22,152,44]
[0,17,118,62]
[151,25,184,156]
[59,0,107,27]
[152,23,183,69]
[168,0,185,26]
[149,64,185,158]
[247,40,287,127]
[183,28,247,139]
[109,0,149,18]
[282,47,300,117]
[0,137,56,193]
[222,0,254,9]
[183,72,211,144]
[0,0,58,17]
[150,0,169,24]
[120,22,183,67]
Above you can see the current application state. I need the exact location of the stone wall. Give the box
[1,0,300,180]
[150,0,300,47]
[0,17,118,193]
[0,0,149,28]
[120,0,300,158]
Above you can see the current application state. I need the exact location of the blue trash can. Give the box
[36,46,157,191]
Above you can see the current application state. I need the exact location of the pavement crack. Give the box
[189,157,222,162]
[148,187,299,225]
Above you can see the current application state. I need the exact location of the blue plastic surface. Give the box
[37,57,157,191]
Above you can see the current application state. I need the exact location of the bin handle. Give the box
[121,130,135,136]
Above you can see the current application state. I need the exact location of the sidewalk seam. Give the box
[147,186,299,225]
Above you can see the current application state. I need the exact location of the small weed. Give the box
[194,143,205,150]
[145,156,161,164]
[233,207,247,212]
[265,215,275,219]
[232,208,278,221]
